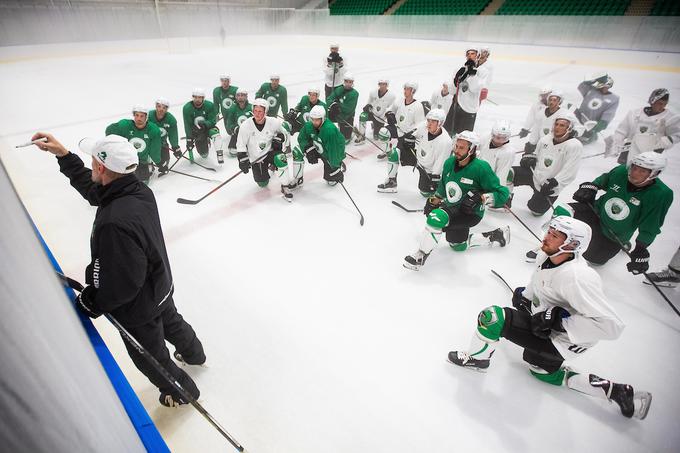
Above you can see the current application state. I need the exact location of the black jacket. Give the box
[58,153,173,326]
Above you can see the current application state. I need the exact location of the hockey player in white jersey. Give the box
[518,86,552,140]
[384,82,426,163]
[429,82,453,116]
[512,114,583,216]
[606,88,680,165]
[478,120,515,208]
[324,43,347,98]
[444,47,487,135]
[448,216,652,420]
[574,72,619,145]
[377,108,452,195]
[356,79,396,144]
[236,98,294,201]
[524,90,579,153]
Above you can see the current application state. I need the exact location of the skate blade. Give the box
[402,262,421,271]
[643,280,676,288]
[282,195,293,203]
[446,357,488,373]
[633,391,652,420]
[377,188,398,193]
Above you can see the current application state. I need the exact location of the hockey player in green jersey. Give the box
[403,130,511,271]
[297,105,346,187]
[551,151,673,273]
[148,97,180,175]
[182,88,222,162]
[213,75,238,130]
[255,75,288,118]
[105,105,162,184]
[285,88,326,135]
[225,88,253,158]
[327,73,359,144]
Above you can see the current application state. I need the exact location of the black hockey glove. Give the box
[328,102,341,122]
[327,166,344,184]
[518,128,530,139]
[573,182,599,204]
[328,51,342,64]
[531,306,570,339]
[186,138,195,151]
[305,145,320,164]
[512,287,532,313]
[237,152,250,174]
[424,196,442,216]
[285,109,298,122]
[627,242,650,275]
[158,161,169,175]
[519,152,537,170]
[402,131,416,148]
[362,104,373,114]
[75,285,103,319]
[272,132,285,153]
[460,190,482,215]
[539,178,558,197]
[421,100,431,114]
[172,146,183,159]
[386,111,397,126]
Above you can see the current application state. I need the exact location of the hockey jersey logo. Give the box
[129,137,147,152]
[461,82,469,93]
[640,126,648,133]
[604,197,630,221]
[543,128,550,135]
[258,141,268,151]
[237,114,250,125]
[376,106,381,111]
[445,181,463,203]
[194,116,206,127]
[267,96,277,107]
[544,157,553,167]
[222,98,233,110]
[159,128,167,138]
[588,98,603,110]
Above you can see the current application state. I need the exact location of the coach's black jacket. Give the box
[58,153,173,327]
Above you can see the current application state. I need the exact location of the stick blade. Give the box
[176,197,199,205]
[360,215,364,226]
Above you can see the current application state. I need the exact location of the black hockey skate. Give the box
[377,177,397,193]
[609,382,652,420]
[281,184,294,202]
[216,149,224,164]
[483,226,510,247]
[643,268,679,288]
[447,350,492,372]
[525,249,539,263]
[403,250,429,271]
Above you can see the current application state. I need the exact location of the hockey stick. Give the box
[391,200,423,213]
[56,273,246,452]
[182,155,216,172]
[583,152,605,160]
[504,205,542,242]
[152,164,221,183]
[160,148,188,177]
[490,269,513,293]
[584,204,680,317]
[340,181,364,226]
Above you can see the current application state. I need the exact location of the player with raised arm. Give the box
[448,216,651,420]
[403,131,510,271]
[324,43,346,98]
[444,47,486,135]
[430,82,453,118]
[574,72,619,145]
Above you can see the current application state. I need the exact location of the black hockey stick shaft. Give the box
[391,200,422,213]
[490,269,513,293]
[340,181,364,226]
[56,273,246,451]
[585,204,680,317]
[183,155,216,172]
[161,148,189,177]
[152,164,219,183]
[504,206,542,242]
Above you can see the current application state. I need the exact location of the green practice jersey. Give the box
[213,85,238,118]
[327,86,359,121]
[297,118,346,168]
[226,102,253,135]
[105,119,162,165]
[255,83,288,117]
[182,100,218,139]
[294,96,327,125]
[148,110,179,148]
[436,156,510,217]
[592,165,673,246]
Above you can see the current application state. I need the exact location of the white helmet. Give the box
[539,85,553,96]
[648,88,669,105]
[426,108,446,125]
[548,216,592,258]
[329,43,339,49]
[343,73,355,82]
[403,81,418,93]
[378,78,389,85]
[270,74,280,80]
[236,88,248,96]
[491,120,511,140]
[252,98,269,110]
[466,47,479,55]
[308,87,320,95]
[553,113,576,135]
[548,89,564,104]
[309,105,326,120]
[629,151,666,181]
[219,74,231,81]
[480,46,490,56]
[192,87,206,97]
[155,97,170,108]
[455,130,480,159]
[132,105,148,115]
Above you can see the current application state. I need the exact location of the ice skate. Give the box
[483,226,510,247]
[447,351,492,372]
[643,268,679,288]
[609,383,652,420]
[525,248,539,263]
[377,177,398,193]
[281,184,294,202]
[403,250,429,271]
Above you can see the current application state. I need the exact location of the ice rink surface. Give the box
[1,35,679,452]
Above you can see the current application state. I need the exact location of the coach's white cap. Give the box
[79,135,138,174]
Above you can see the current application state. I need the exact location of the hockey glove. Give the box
[362,104,373,114]
[305,146,320,164]
[75,285,103,319]
[402,132,416,148]
[512,287,532,313]
[158,162,169,175]
[424,196,442,216]
[272,133,285,153]
[386,111,397,126]
[172,146,183,159]
[285,109,298,123]
[237,152,250,174]
[327,166,344,184]
[520,152,537,170]
[421,100,431,114]
[539,178,558,197]
[328,102,341,121]
[627,242,650,275]
[531,306,569,339]
[573,182,599,204]
[518,128,530,139]
[135,162,152,183]
[460,190,482,215]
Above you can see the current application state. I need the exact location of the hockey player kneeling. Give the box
[182,87,223,162]
[448,216,652,420]
[236,98,295,201]
[403,131,510,270]
[297,105,347,187]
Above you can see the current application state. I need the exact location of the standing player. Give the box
[477,120,515,207]
[574,72,619,145]
[297,105,346,187]
[518,86,552,140]
[403,131,510,271]
[327,74,359,144]
[430,82,453,117]
[256,75,288,118]
[105,105,162,184]
[236,98,294,200]
[512,115,583,216]
[645,246,680,288]
[357,79,395,144]
[377,108,451,196]
[324,43,347,98]
[384,82,426,162]
[548,152,673,272]
[285,88,326,135]
[476,46,493,104]
[606,88,679,165]
[445,48,486,135]
[225,88,253,158]
[447,216,651,420]
[148,98,180,174]
[182,88,222,162]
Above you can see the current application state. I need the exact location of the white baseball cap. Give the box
[79,135,139,174]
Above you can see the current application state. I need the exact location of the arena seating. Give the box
[394,0,491,15]
[650,0,680,15]
[329,0,396,15]
[496,0,630,15]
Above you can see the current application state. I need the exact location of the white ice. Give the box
[1,35,679,453]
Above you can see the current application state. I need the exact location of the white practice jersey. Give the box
[390,98,426,136]
[366,88,396,123]
[454,71,485,114]
[523,252,625,360]
[614,107,680,165]
[430,88,453,114]
[236,116,289,161]
[477,137,515,187]
[523,101,547,131]
[528,107,584,145]
[324,59,347,88]
[477,62,494,87]
[412,122,452,175]
[532,134,583,195]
